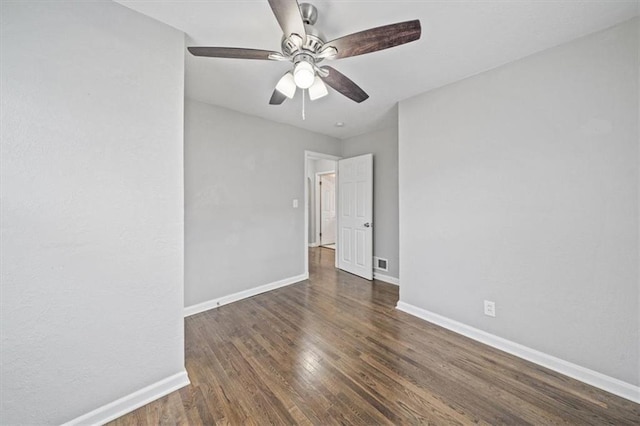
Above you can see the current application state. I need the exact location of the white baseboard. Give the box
[373,272,399,286]
[396,301,640,404]
[184,273,308,317]
[61,370,190,426]
[308,242,320,247]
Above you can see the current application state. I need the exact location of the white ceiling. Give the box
[115,0,639,139]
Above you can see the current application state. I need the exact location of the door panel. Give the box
[356,181,366,217]
[337,154,373,280]
[341,228,351,262]
[355,229,366,266]
[341,182,352,217]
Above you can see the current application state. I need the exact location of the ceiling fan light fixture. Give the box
[308,76,328,100]
[275,72,297,99]
[189,2,422,107]
[293,60,315,89]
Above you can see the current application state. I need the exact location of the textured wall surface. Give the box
[184,100,340,308]
[399,19,639,386]
[342,113,400,279]
[1,1,186,423]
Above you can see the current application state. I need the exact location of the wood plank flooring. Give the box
[111,247,639,425]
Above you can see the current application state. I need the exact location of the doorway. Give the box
[304,151,340,275]
[317,172,336,249]
[304,151,374,280]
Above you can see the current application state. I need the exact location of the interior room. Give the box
[1,0,638,424]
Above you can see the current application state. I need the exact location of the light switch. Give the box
[293,199,299,208]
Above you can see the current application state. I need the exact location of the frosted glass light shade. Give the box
[308,76,328,100]
[275,72,296,99]
[293,61,315,89]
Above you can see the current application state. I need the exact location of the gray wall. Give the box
[1,1,186,424]
[399,19,639,386]
[342,111,400,279]
[185,100,341,307]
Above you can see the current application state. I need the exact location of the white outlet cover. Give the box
[292,199,299,208]
[484,300,496,317]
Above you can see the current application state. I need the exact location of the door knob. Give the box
[364,222,371,228]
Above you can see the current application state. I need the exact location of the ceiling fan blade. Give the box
[269,89,288,105]
[322,20,421,59]
[268,0,307,40]
[187,47,284,60]
[319,66,369,103]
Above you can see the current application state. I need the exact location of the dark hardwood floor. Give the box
[111,247,639,425]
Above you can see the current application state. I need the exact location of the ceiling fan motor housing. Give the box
[281,3,325,58]
[282,31,325,57]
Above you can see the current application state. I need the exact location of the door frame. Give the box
[315,171,336,246]
[304,151,341,275]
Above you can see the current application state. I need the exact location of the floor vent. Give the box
[374,257,388,271]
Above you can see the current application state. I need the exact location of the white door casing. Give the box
[337,154,373,280]
[320,173,336,245]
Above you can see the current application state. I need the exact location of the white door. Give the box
[320,173,336,245]
[337,154,373,280]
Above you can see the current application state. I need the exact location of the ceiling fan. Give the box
[188,0,421,105]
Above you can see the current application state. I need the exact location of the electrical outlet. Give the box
[292,199,299,208]
[484,300,496,317]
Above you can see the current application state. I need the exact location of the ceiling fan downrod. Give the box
[299,2,317,25]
